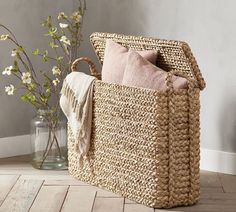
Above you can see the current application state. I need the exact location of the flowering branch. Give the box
[0,1,86,115]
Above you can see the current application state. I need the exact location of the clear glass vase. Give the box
[30,109,68,170]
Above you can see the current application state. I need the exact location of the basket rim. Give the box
[90,32,206,90]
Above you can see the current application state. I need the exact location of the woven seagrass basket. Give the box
[67,32,206,208]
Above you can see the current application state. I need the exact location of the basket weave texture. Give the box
[67,32,205,208]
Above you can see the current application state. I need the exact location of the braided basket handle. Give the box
[165,71,197,90]
[71,57,101,79]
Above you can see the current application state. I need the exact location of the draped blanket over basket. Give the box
[67,32,206,208]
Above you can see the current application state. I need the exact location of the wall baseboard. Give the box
[200,148,236,175]
[0,134,31,158]
[1,135,236,175]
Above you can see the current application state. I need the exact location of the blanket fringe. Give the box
[61,80,84,121]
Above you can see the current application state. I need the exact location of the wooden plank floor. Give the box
[0,155,236,212]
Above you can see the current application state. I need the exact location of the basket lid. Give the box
[90,32,206,90]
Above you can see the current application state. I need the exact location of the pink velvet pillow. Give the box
[122,51,188,91]
[102,40,157,83]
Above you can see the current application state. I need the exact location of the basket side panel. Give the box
[68,81,170,208]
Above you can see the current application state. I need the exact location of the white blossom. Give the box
[21,72,32,84]
[52,66,61,76]
[0,34,9,41]
[59,23,68,29]
[58,12,67,20]
[71,11,82,23]
[2,66,13,75]
[11,49,18,57]
[60,35,71,45]
[52,78,60,86]
[5,84,15,95]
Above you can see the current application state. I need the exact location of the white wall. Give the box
[1,0,236,157]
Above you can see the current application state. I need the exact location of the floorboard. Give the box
[218,173,236,193]
[124,204,154,212]
[0,179,43,212]
[0,175,19,206]
[92,198,124,212]
[61,186,96,212]
[29,185,68,212]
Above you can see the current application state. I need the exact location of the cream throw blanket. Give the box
[60,72,96,166]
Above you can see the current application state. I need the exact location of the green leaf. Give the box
[20,93,35,103]
[20,94,28,101]
[40,94,48,103]
[17,46,24,52]
[43,80,50,89]
[43,50,48,62]
[42,16,52,28]
[56,56,63,61]
[12,60,19,73]
[33,48,39,55]
[29,95,36,102]
[49,41,59,48]
[27,83,35,91]
[45,27,57,37]
[14,60,18,67]
[45,90,51,99]
[47,16,52,24]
